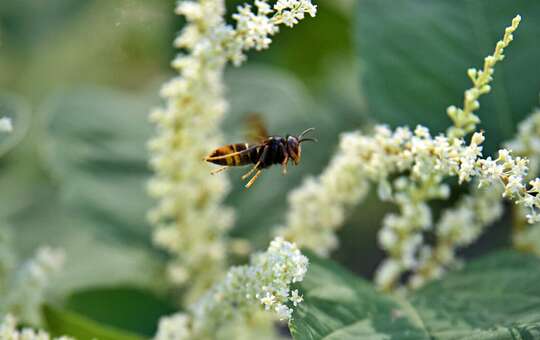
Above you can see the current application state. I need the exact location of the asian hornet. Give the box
[205,115,316,188]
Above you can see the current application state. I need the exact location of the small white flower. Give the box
[498,149,511,161]
[377,180,393,201]
[414,125,429,138]
[155,313,191,340]
[282,11,298,27]
[3,246,65,324]
[290,289,303,306]
[155,238,308,338]
[175,2,203,20]
[504,175,525,197]
[260,293,276,310]
[471,131,485,145]
[274,304,293,321]
[274,0,292,12]
[374,260,402,290]
[530,178,540,193]
[0,117,12,132]
[255,0,272,15]
[0,315,73,340]
[378,226,398,249]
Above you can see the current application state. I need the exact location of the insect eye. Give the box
[287,136,298,147]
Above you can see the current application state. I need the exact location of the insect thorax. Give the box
[259,137,287,168]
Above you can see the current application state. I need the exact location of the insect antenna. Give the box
[299,137,317,143]
[298,127,317,143]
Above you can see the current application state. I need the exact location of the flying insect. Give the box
[205,115,316,188]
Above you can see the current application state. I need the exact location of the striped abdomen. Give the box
[205,143,258,166]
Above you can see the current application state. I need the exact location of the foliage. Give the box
[65,287,175,337]
[356,0,540,154]
[44,305,144,340]
[41,287,175,339]
[0,0,540,339]
[8,88,165,296]
[291,250,540,340]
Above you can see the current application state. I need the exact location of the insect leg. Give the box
[243,145,268,187]
[242,145,268,180]
[280,143,289,175]
[241,160,261,180]
[210,166,229,175]
[245,170,262,189]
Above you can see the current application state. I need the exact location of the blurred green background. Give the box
[0,0,539,337]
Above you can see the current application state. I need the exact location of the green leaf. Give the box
[411,250,540,339]
[11,190,164,295]
[66,287,176,337]
[290,251,430,339]
[355,0,540,155]
[291,250,540,340]
[41,86,155,243]
[43,304,145,340]
[9,87,165,294]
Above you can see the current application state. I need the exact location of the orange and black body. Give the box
[205,128,316,188]
[206,143,259,167]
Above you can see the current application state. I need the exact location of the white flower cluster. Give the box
[506,109,540,253]
[372,127,482,289]
[148,0,316,303]
[155,314,191,340]
[507,109,540,178]
[148,0,234,302]
[0,315,72,340]
[2,246,65,325]
[0,117,12,133]
[447,15,521,139]
[156,310,279,340]
[341,124,539,290]
[278,15,526,290]
[154,237,308,340]
[276,133,370,256]
[407,184,504,288]
[232,0,317,60]
[281,121,534,290]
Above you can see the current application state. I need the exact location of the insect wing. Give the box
[245,112,269,143]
